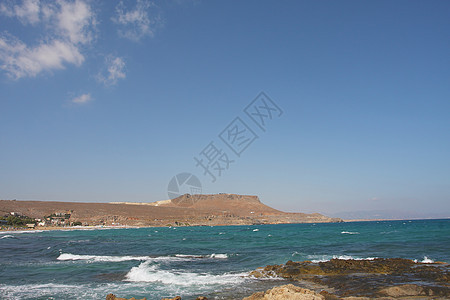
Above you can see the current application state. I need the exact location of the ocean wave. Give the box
[57,253,152,262]
[0,282,155,300]
[57,253,229,263]
[174,253,228,259]
[0,235,15,239]
[414,256,435,263]
[0,230,43,234]
[124,261,245,285]
[341,231,360,235]
[308,255,377,263]
[0,283,95,299]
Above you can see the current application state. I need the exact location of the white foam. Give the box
[0,235,14,239]
[174,253,228,259]
[421,256,434,263]
[0,282,151,300]
[57,253,151,262]
[308,255,376,263]
[341,231,360,234]
[125,261,245,286]
[253,229,259,232]
[58,253,228,263]
[209,253,228,259]
[0,230,43,234]
[174,254,203,259]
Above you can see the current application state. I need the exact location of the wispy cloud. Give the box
[97,55,126,86]
[112,0,162,42]
[71,93,91,104]
[0,0,40,25]
[0,0,96,79]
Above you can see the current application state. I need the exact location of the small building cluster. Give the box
[43,211,73,226]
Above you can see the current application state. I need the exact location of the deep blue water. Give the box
[0,219,449,299]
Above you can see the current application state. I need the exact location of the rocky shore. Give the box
[106,258,449,299]
[249,258,450,299]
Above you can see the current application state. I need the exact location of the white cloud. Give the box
[56,0,95,44]
[0,0,40,25]
[97,55,126,86]
[0,33,84,78]
[112,0,162,42]
[0,0,96,79]
[71,93,91,104]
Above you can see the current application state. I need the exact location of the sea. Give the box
[0,219,449,300]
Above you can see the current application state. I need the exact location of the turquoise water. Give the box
[0,219,449,299]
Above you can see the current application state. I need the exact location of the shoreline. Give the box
[2,217,450,232]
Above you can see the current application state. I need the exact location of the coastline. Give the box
[3,217,450,232]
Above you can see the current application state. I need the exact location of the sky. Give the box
[1,0,449,219]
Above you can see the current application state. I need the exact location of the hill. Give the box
[0,194,341,227]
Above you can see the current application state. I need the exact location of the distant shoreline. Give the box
[2,218,449,233]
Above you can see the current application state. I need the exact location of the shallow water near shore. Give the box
[0,219,449,299]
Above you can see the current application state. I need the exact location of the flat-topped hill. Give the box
[165,194,281,215]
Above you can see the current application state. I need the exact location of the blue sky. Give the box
[1,0,449,219]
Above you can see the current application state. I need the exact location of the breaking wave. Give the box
[307,255,377,263]
[57,253,152,262]
[58,253,229,263]
[341,231,360,234]
[174,253,228,259]
[414,256,435,263]
[0,235,15,239]
[124,261,245,285]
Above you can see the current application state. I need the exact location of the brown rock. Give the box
[106,294,146,300]
[318,290,340,300]
[379,284,425,297]
[243,284,325,300]
[161,297,181,300]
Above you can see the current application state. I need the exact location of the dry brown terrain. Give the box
[0,194,341,227]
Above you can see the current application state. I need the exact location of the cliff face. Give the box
[169,194,280,215]
[171,194,261,207]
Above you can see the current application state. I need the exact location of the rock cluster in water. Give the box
[249,258,450,299]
